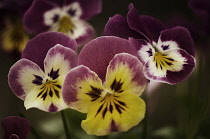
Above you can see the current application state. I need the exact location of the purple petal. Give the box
[159,26,195,56]
[8,59,45,100]
[78,36,138,81]
[23,0,57,34]
[1,116,30,139]
[21,32,77,70]
[127,3,165,42]
[77,0,102,20]
[104,14,144,39]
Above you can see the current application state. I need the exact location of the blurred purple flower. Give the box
[8,32,78,112]
[1,116,30,139]
[104,4,196,85]
[23,0,102,46]
[189,0,210,35]
[0,0,33,54]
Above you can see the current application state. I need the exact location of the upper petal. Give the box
[62,65,105,113]
[23,0,57,33]
[78,36,138,81]
[127,3,165,42]
[77,0,102,20]
[22,32,77,70]
[8,59,45,100]
[156,26,194,56]
[1,116,30,139]
[105,53,147,96]
[81,93,145,136]
[104,14,144,39]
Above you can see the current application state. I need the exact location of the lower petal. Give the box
[24,85,67,112]
[81,93,145,136]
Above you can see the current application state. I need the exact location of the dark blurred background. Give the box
[1,0,209,139]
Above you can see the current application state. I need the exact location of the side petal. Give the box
[127,3,164,42]
[81,93,145,136]
[106,53,147,96]
[24,84,67,112]
[78,36,138,81]
[8,59,45,100]
[129,38,155,65]
[1,116,30,139]
[157,26,194,56]
[62,65,105,113]
[23,0,57,34]
[104,14,144,39]
[143,49,196,84]
[44,44,78,81]
[22,32,77,70]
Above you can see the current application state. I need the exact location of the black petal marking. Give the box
[53,14,59,23]
[111,78,124,93]
[95,102,105,117]
[102,106,108,118]
[146,48,153,57]
[161,45,169,51]
[68,9,76,16]
[32,75,43,85]
[36,81,61,100]
[48,68,60,80]
[86,85,103,101]
[109,103,113,113]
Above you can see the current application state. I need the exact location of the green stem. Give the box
[141,94,148,139]
[19,113,42,139]
[61,110,72,139]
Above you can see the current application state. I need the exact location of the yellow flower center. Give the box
[153,52,174,70]
[58,16,75,34]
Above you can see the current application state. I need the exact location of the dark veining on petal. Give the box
[146,48,153,57]
[102,106,108,118]
[111,79,124,93]
[41,92,48,100]
[95,102,105,117]
[54,89,60,98]
[161,45,169,51]
[113,98,127,114]
[109,103,113,113]
[53,14,59,23]
[48,68,60,80]
[86,85,103,101]
[68,9,76,16]
[32,75,43,85]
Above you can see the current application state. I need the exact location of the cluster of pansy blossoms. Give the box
[1,0,202,139]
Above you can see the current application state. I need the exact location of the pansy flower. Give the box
[8,32,78,112]
[104,4,196,84]
[1,116,30,139]
[62,36,147,135]
[23,0,102,46]
[0,0,32,54]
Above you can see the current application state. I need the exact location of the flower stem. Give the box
[141,95,148,139]
[61,110,72,139]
